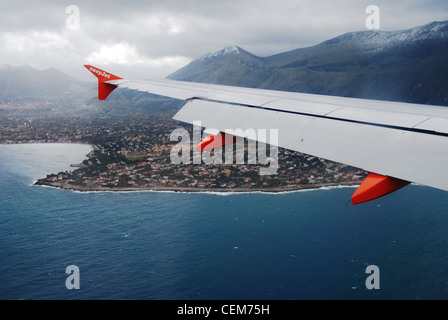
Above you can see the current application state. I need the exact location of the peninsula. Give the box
[23,114,366,193]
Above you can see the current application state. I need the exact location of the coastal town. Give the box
[1,109,367,192]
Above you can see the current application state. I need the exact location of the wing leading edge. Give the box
[84,65,448,204]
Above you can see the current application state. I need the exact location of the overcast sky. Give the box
[1,0,447,81]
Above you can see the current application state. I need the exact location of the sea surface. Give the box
[1,143,448,300]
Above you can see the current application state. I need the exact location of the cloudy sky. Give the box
[1,0,447,81]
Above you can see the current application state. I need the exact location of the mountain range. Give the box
[0,65,91,102]
[168,20,448,106]
[1,20,447,113]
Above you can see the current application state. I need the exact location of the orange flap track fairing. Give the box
[351,173,411,205]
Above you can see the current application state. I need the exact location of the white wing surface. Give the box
[85,65,448,203]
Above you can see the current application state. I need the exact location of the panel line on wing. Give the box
[323,106,345,116]
[412,117,432,129]
[191,97,448,138]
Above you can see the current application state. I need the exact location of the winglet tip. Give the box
[83,65,122,100]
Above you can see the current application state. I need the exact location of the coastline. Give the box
[34,179,362,194]
[6,142,365,195]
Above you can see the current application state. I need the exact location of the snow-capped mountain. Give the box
[321,20,448,52]
[169,21,448,106]
[200,46,241,59]
[168,45,271,87]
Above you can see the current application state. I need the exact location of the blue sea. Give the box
[1,143,448,300]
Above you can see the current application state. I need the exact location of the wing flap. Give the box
[174,99,448,192]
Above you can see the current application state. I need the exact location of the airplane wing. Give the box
[84,65,448,204]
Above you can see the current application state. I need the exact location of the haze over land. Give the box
[1,20,447,113]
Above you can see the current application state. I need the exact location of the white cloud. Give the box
[85,42,191,68]
[86,42,142,65]
[2,31,72,53]
[0,0,446,81]
[139,14,184,36]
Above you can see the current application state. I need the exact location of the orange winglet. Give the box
[197,134,217,152]
[84,65,123,100]
[196,132,243,152]
[351,173,411,205]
